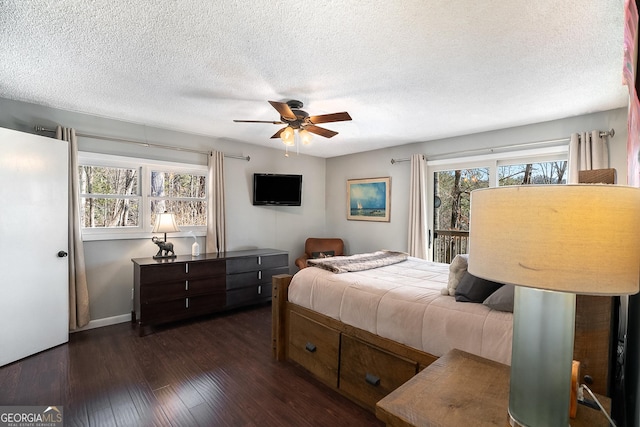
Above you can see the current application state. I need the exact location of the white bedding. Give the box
[288,257,513,365]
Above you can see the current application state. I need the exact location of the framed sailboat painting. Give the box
[347,177,390,222]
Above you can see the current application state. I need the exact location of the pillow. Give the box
[311,250,335,259]
[442,254,469,296]
[483,284,515,312]
[455,271,503,303]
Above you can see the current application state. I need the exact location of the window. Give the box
[498,160,567,186]
[434,168,489,232]
[78,152,207,240]
[79,165,140,228]
[429,146,568,262]
[433,168,489,263]
[150,171,207,227]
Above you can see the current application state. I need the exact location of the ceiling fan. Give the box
[234,100,352,141]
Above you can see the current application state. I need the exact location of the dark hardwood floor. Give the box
[0,305,383,426]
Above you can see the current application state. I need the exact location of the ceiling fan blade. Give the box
[268,101,297,121]
[270,127,287,139]
[308,112,352,124]
[305,125,338,138]
[233,120,284,124]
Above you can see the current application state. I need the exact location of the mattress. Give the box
[288,257,513,365]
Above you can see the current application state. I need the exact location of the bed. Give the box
[271,250,514,410]
[272,250,612,411]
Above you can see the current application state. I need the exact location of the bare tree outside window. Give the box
[79,167,207,229]
[150,171,206,227]
[432,160,567,263]
[499,161,567,186]
[79,166,139,228]
[435,168,489,232]
[433,168,488,262]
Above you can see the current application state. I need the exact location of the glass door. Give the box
[433,168,488,263]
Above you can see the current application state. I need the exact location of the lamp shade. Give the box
[280,126,295,146]
[152,212,181,234]
[299,129,312,145]
[468,185,640,295]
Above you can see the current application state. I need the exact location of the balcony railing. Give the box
[433,230,469,264]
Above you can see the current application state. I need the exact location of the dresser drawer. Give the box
[139,263,187,284]
[141,277,226,302]
[142,293,225,324]
[226,284,272,307]
[288,311,340,388]
[187,260,225,277]
[339,334,418,410]
[226,253,289,274]
[226,266,289,290]
[139,260,224,284]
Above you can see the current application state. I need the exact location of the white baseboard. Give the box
[71,313,131,333]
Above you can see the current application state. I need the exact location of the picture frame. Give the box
[347,177,390,222]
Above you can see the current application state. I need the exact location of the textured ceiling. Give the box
[0,1,630,158]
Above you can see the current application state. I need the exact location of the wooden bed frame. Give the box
[272,269,614,411]
[272,274,439,411]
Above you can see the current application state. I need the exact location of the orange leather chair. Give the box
[295,238,345,270]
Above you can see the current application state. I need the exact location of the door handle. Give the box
[57,251,68,258]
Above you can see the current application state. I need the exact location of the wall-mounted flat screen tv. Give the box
[253,173,302,206]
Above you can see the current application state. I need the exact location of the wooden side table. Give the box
[376,349,611,427]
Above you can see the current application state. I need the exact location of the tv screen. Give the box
[253,173,302,206]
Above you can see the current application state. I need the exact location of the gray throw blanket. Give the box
[307,250,408,273]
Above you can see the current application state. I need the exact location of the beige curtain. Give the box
[408,154,428,259]
[206,151,226,253]
[568,131,609,183]
[56,126,90,330]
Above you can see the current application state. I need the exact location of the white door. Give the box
[0,127,69,366]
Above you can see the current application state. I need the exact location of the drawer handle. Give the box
[258,256,262,265]
[305,342,317,353]
[365,373,380,387]
[258,270,262,280]
[186,298,189,308]
[258,285,262,295]
[185,280,189,291]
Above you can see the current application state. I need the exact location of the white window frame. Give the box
[78,152,207,241]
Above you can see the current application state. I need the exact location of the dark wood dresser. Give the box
[132,248,288,334]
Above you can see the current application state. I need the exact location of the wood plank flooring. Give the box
[0,305,383,426]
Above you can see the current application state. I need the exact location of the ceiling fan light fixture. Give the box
[234,100,351,154]
[280,126,295,146]
[299,129,312,145]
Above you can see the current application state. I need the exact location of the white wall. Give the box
[326,107,629,255]
[0,97,327,325]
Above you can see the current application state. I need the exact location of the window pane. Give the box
[498,161,567,186]
[81,198,139,227]
[432,168,488,263]
[434,168,489,232]
[151,171,206,198]
[151,200,207,227]
[79,166,138,195]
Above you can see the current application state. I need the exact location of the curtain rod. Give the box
[34,126,250,161]
[390,128,615,164]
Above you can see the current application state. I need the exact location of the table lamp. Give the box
[151,212,180,259]
[468,185,640,427]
